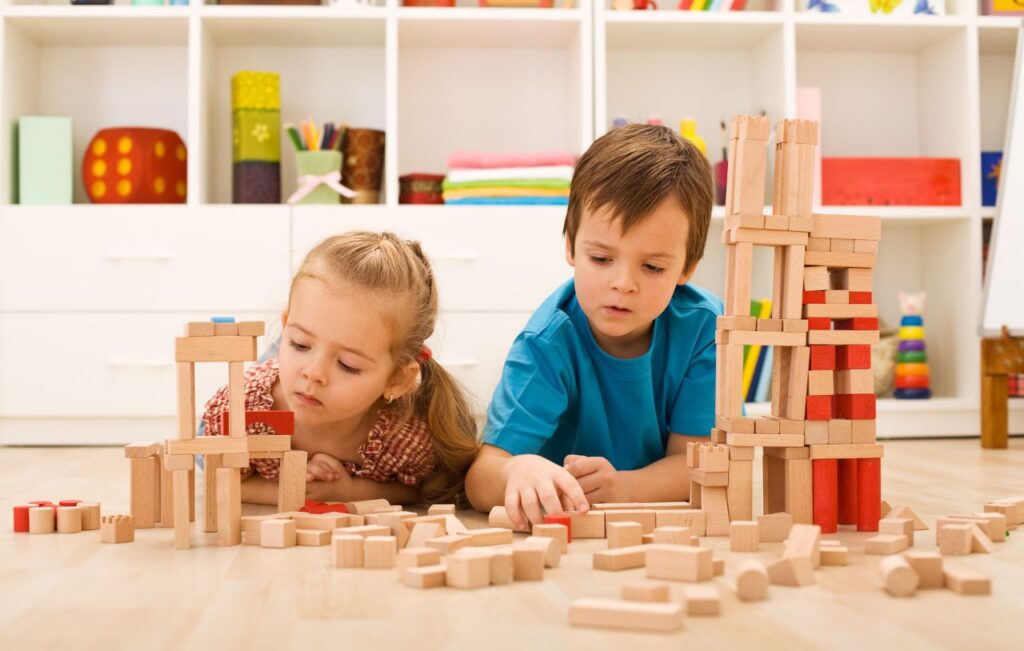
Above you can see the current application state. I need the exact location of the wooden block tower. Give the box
[695,115,883,535]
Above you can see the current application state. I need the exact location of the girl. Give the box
[200,231,480,506]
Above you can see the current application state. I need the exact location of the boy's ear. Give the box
[387,360,421,400]
[565,234,575,267]
[677,262,696,286]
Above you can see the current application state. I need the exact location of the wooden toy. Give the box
[569,598,684,634]
[880,556,919,597]
[894,292,932,399]
[903,551,943,589]
[621,580,671,603]
[524,536,560,568]
[865,534,909,555]
[364,536,398,569]
[83,128,186,203]
[512,543,545,580]
[592,545,646,571]
[531,523,568,555]
[607,521,643,549]
[100,515,134,543]
[17,116,72,205]
[646,545,713,582]
[260,519,296,549]
[729,521,759,552]
[683,584,721,616]
[446,551,491,589]
[232,71,281,203]
[943,566,991,595]
[403,564,447,589]
[736,559,769,601]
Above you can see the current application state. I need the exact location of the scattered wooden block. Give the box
[886,504,928,531]
[713,556,725,576]
[446,550,491,589]
[820,546,848,566]
[655,509,706,535]
[512,542,545,580]
[937,523,972,556]
[646,544,713,582]
[904,551,943,589]
[525,535,561,568]
[593,545,647,571]
[683,583,721,616]
[768,556,815,587]
[427,504,456,516]
[736,559,769,601]
[364,536,398,569]
[296,529,331,546]
[443,514,470,535]
[943,566,992,595]
[880,556,919,597]
[865,534,909,556]
[99,514,134,543]
[466,527,513,547]
[730,521,759,552]
[260,519,296,549]
[879,517,915,546]
[783,524,821,568]
[948,513,1007,542]
[403,564,447,589]
[570,510,606,539]
[607,521,643,549]
[56,506,83,534]
[531,523,568,555]
[332,534,364,568]
[569,598,684,634]
[622,580,671,603]
[397,547,442,571]
[542,513,573,541]
[339,524,392,539]
[652,526,691,545]
[425,534,473,555]
[487,548,515,585]
[407,522,443,549]
[758,512,794,542]
[604,510,656,534]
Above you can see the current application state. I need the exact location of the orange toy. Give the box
[83,127,187,203]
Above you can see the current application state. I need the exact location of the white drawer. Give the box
[291,205,571,312]
[0,313,274,417]
[0,206,291,311]
[426,311,532,412]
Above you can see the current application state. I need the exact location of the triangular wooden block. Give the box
[767,557,815,587]
[970,523,995,554]
[888,505,929,531]
[881,500,892,518]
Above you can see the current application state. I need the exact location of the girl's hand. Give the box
[306,452,345,482]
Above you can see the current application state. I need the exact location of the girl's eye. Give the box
[590,255,610,264]
[288,339,309,352]
[337,360,361,375]
[644,264,666,274]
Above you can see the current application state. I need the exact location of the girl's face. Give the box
[278,277,416,428]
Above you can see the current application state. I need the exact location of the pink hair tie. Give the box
[418,346,432,363]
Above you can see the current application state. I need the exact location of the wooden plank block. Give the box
[783,523,821,568]
[809,444,884,460]
[569,598,684,634]
[785,346,810,421]
[904,551,943,588]
[809,213,882,241]
[682,584,721,616]
[130,456,159,529]
[725,212,766,230]
[622,580,671,603]
[724,329,807,347]
[763,446,810,460]
[175,336,257,363]
[717,416,756,434]
[758,512,794,542]
[333,535,364,567]
[344,499,392,515]
[865,534,909,555]
[829,238,855,253]
[216,467,241,546]
[466,527,513,547]
[784,458,814,525]
[607,521,643,549]
[830,268,874,291]
[702,485,730,537]
[237,321,265,337]
[646,544,713,582]
[804,250,877,269]
[364,536,398,569]
[654,510,706,535]
[176,362,195,441]
[403,564,447,589]
[820,546,848,566]
[214,322,239,336]
[730,521,759,552]
[593,545,647,571]
[277,450,307,514]
[804,303,878,319]
[726,242,753,317]
[163,453,194,471]
[854,239,878,253]
[767,556,815,587]
[725,227,808,247]
[727,433,806,447]
[604,509,656,534]
[124,442,161,459]
[166,437,247,456]
[727,458,753,521]
[804,266,830,291]
[172,469,191,549]
[783,244,807,320]
[185,322,215,337]
[445,550,490,588]
[943,566,991,595]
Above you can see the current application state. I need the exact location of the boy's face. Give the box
[566,195,695,358]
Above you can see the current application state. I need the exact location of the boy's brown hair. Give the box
[563,124,714,274]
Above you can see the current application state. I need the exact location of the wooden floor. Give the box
[1,439,1023,650]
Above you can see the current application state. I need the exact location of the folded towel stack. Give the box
[443,151,575,206]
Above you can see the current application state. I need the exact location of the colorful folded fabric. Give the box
[443,187,570,200]
[445,165,574,184]
[446,151,576,170]
[443,196,569,205]
[442,178,570,191]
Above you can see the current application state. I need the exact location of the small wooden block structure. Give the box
[100,515,134,543]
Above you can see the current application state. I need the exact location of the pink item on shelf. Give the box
[446,151,576,170]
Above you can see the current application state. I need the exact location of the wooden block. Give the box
[836,369,874,395]
[56,506,83,534]
[865,534,909,555]
[764,213,789,230]
[767,556,815,587]
[783,524,821,568]
[172,469,191,549]
[463,526,511,547]
[730,521,759,552]
[937,522,973,555]
[487,505,515,530]
[851,419,877,444]
[691,467,730,487]
[364,536,398,569]
[270,450,304,514]
[425,534,473,555]
[333,535,364,567]
[830,267,874,291]
[655,509,706,535]
[854,239,878,253]
[336,524,391,539]
[717,315,758,331]
[79,503,101,530]
[809,444,884,460]
[722,330,807,347]
[604,509,656,534]
[809,213,882,240]
[130,455,160,529]
[397,547,443,571]
[593,545,647,571]
[243,435,292,454]
[403,515,448,536]
[185,321,216,337]
[725,212,767,230]
[943,566,991,595]
[808,370,835,396]
[804,250,876,268]
[880,555,919,597]
[176,362,195,442]
[726,227,808,247]
[756,318,784,332]
[699,444,730,472]
[804,266,830,291]
[512,542,546,580]
[726,242,754,319]
[730,445,756,460]
[947,514,1007,542]
[486,548,515,585]
[804,420,829,445]
[758,512,794,542]
[343,499,391,515]
[525,535,561,568]
[717,416,757,434]
[374,511,416,548]
[175,336,256,363]
[736,559,769,601]
[968,522,996,554]
[646,544,713,582]
[820,546,848,566]
[880,517,915,546]
[683,584,721,616]
[763,446,810,460]
[291,512,348,530]
[607,521,643,549]
[100,514,134,543]
[403,564,447,589]
[808,331,881,346]
[829,238,854,253]
[240,514,277,545]
[701,485,730,537]
[827,419,853,445]
[216,467,242,546]
[755,418,781,434]
[214,322,239,336]
[296,529,331,546]
[785,346,810,421]
[165,437,247,456]
[428,504,456,516]
[726,458,754,522]
[124,442,161,458]
[983,501,1020,528]
[237,321,265,337]
[904,551,943,588]
[569,598,684,634]
[260,518,296,549]
[569,510,605,539]
[622,580,671,603]
[164,453,194,472]
[531,523,568,555]
[783,319,809,333]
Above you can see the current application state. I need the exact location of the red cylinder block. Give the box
[856,458,882,532]
[543,513,573,543]
[58,499,81,507]
[837,458,858,525]
[812,459,838,534]
[13,505,30,532]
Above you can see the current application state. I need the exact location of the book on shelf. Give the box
[741,298,772,402]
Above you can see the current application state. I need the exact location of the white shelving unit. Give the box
[0,0,1020,443]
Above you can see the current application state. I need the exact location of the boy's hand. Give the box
[306,452,345,482]
[563,455,631,505]
[503,454,589,530]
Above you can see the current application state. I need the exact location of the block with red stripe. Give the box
[810,345,836,371]
[836,345,871,370]
[803,291,826,305]
[806,395,833,420]
[835,318,879,331]
[807,317,831,331]
[221,410,295,435]
[849,292,873,304]
[834,393,876,420]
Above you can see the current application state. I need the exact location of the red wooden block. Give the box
[300,500,349,515]
[803,291,826,305]
[835,394,876,420]
[837,459,858,526]
[856,458,881,532]
[806,395,833,420]
[807,317,831,331]
[848,292,873,304]
[543,513,573,543]
[28,501,54,507]
[59,499,82,507]
[221,410,295,436]
[812,459,838,534]
[836,345,871,370]
[835,318,879,331]
[895,375,930,389]
[13,505,30,533]
[810,345,836,371]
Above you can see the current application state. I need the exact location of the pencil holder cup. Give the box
[288,150,345,204]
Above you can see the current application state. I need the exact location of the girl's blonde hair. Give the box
[290,231,480,504]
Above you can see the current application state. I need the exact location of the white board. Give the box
[981,25,1024,337]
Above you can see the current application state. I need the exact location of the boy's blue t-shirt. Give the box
[484,279,722,471]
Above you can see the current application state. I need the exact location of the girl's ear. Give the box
[280,310,289,329]
[387,360,421,401]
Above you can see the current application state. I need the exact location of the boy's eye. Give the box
[644,264,666,274]
[590,255,610,264]
[337,360,361,375]
[288,339,309,352]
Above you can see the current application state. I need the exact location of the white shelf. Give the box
[794,14,966,53]
[2,6,189,46]
[201,9,387,47]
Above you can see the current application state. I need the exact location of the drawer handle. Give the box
[105,252,175,262]
[433,252,479,262]
[438,357,478,368]
[106,360,173,368]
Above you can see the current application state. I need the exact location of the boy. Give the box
[465,124,722,529]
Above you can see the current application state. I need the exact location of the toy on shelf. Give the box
[284,119,355,205]
[339,128,386,204]
[442,150,574,206]
[232,71,281,204]
[894,292,931,399]
[679,118,707,157]
[982,0,1024,15]
[804,0,942,13]
[83,128,187,204]
[981,152,1002,207]
[399,173,445,204]
[16,116,72,205]
[822,157,961,206]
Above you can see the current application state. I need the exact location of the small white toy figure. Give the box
[895,291,931,399]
